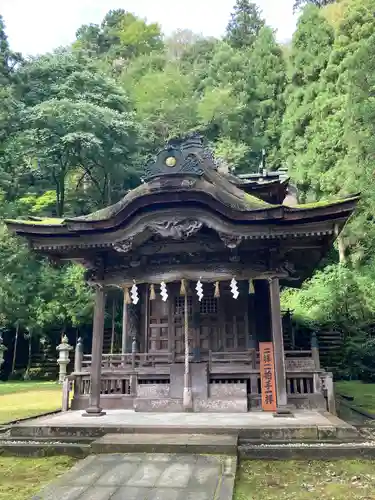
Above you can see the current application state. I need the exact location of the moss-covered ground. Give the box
[234,460,375,500]
[335,380,375,414]
[0,381,61,424]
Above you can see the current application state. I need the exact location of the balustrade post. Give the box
[131,336,137,369]
[248,335,257,370]
[74,337,83,373]
[130,336,138,396]
[311,332,321,370]
[62,377,71,411]
[324,373,336,415]
[313,372,322,394]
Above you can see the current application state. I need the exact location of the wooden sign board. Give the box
[259,342,277,412]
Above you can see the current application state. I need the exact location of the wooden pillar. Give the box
[142,285,149,354]
[254,279,272,343]
[122,289,140,355]
[121,295,128,355]
[269,278,288,409]
[83,284,106,417]
[183,288,193,410]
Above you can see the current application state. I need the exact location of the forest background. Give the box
[0,0,374,381]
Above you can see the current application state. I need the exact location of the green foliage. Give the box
[279,1,375,380]
[241,27,286,170]
[75,9,163,62]
[1,2,375,383]
[281,5,335,197]
[282,263,375,379]
[18,97,139,215]
[0,15,22,85]
[293,0,336,13]
[132,64,198,146]
[226,0,265,49]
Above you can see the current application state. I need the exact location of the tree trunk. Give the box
[338,235,347,265]
[25,330,32,378]
[11,322,19,374]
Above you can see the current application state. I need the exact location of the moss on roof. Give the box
[5,217,65,226]
[243,193,275,209]
[291,195,359,209]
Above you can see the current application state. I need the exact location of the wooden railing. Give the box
[208,350,256,371]
[82,352,173,370]
[71,370,135,398]
[286,373,314,395]
[63,363,334,414]
[80,349,317,372]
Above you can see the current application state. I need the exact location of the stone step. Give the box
[90,433,238,455]
[9,424,239,439]
[239,437,367,445]
[239,442,375,460]
[0,436,93,444]
[0,440,89,458]
[9,422,357,441]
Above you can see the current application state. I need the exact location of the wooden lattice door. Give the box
[222,293,248,351]
[197,295,220,358]
[148,295,169,352]
[173,290,220,361]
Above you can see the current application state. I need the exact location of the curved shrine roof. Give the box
[5,135,359,259]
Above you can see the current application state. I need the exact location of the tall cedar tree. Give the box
[226,0,265,49]
[281,5,334,199]
[301,0,375,204]
[242,27,286,171]
[336,0,375,264]
[0,15,21,84]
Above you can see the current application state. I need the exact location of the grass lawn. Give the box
[234,460,375,500]
[0,381,62,424]
[335,380,375,414]
[0,457,76,500]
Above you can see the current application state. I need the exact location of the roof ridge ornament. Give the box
[258,149,267,177]
[144,134,218,180]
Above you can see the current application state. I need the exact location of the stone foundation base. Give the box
[134,398,184,412]
[194,398,248,413]
[133,397,248,413]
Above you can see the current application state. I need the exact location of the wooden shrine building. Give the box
[5,135,359,416]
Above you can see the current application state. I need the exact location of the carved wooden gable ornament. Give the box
[144,134,218,180]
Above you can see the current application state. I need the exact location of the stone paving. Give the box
[33,453,237,500]
[24,408,338,429]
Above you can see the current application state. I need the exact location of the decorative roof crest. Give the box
[144,133,218,180]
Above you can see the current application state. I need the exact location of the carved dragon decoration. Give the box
[149,219,203,240]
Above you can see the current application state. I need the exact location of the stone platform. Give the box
[33,453,237,500]
[91,433,238,455]
[8,409,357,441]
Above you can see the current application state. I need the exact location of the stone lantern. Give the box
[0,335,6,370]
[56,335,73,383]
